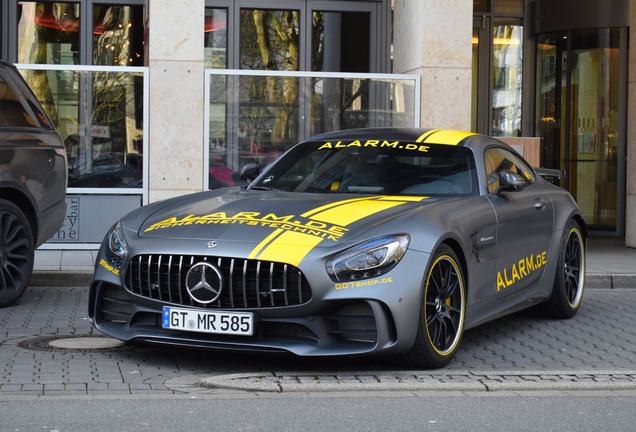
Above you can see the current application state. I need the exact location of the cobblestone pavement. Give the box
[1,285,635,396]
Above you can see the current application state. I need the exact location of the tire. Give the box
[400,244,466,369]
[0,199,35,307]
[538,219,585,318]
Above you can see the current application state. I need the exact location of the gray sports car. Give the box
[88,128,586,368]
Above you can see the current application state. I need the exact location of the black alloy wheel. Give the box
[0,199,34,307]
[537,219,585,318]
[424,253,464,355]
[563,225,584,308]
[400,244,465,369]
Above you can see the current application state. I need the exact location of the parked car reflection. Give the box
[68,152,142,188]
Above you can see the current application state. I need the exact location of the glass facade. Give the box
[17,2,81,64]
[471,0,525,137]
[204,7,227,68]
[239,9,299,71]
[311,11,370,72]
[14,1,146,194]
[204,1,379,73]
[536,28,624,232]
[20,67,145,189]
[203,1,382,190]
[492,18,522,137]
[93,4,144,66]
[207,71,419,189]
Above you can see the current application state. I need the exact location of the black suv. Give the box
[0,61,67,306]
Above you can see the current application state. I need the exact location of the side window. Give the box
[0,71,38,128]
[484,147,535,193]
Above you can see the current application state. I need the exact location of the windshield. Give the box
[251,139,477,196]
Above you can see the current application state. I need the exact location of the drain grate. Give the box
[18,335,140,353]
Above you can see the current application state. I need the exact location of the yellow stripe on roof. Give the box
[415,129,440,143]
[418,129,477,145]
[255,231,324,266]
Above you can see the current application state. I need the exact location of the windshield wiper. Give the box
[249,185,279,191]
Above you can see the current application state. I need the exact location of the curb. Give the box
[585,274,636,289]
[199,370,636,393]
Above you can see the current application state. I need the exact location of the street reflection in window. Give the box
[205,8,227,68]
[207,73,417,190]
[20,68,144,188]
[492,20,523,137]
[93,5,145,66]
[18,1,80,64]
[239,9,299,71]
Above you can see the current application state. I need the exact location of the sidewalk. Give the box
[32,236,636,287]
[585,236,636,288]
[1,237,634,396]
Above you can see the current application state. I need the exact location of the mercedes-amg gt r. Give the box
[88,128,586,368]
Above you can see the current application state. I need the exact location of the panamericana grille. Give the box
[125,255,312,308]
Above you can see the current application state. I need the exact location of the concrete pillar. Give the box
[627,0,636,247]
[147,0,205,202]
[392,0,473,131]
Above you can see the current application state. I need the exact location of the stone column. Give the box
[627,0,636,247]
[147,0,205,202]
[392,0,473,131]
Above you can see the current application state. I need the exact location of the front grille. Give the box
[125,255,312,308]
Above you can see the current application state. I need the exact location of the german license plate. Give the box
[162,307,253,336]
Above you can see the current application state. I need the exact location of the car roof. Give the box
[305,127,503,150]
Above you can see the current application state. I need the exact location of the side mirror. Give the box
[494,170,526,194]
[240,163,260,182]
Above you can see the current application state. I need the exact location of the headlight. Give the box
[107,221,128,266]
[326,234,410,282]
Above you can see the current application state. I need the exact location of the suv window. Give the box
[0,70,39,128]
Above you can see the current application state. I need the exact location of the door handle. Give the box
[534,198,546,210]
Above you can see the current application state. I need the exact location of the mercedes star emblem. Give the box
[185,261,223,304]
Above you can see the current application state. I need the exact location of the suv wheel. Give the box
[0,199,34,307]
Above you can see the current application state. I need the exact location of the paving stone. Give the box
[3,286,636,394]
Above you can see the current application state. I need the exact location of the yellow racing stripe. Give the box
[249,197,427,265]
[247,228,284,260]
[378,196,427,202]
[309,199,406,226]
[300,197,373,218]
[417,129,477,145]
[255,231,324,267]
[415,129,440,143]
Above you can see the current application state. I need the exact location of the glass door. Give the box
[536,28,626,234]
[568,29,622,232]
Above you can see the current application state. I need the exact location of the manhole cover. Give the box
[18,335,139,353]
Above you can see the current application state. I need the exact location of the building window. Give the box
[13,1,146,194]
[93,4,144,66]
[492,18,522,137]
[472,0,526,137]
[239,9,299,71]
[205,1,384,72]
[204,7,227,68]
[17,1,80,64]
[311,11,370,72]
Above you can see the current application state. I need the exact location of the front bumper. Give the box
[88,245,429,357]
